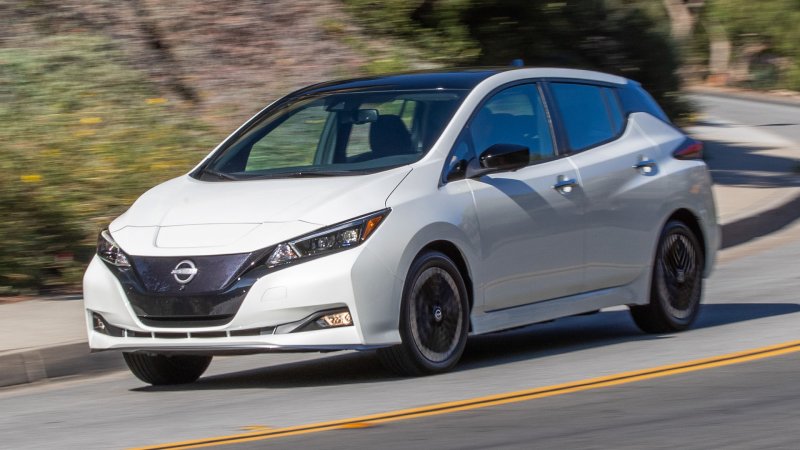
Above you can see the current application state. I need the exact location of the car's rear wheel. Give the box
[378,250,469,376]
[123,352,212,385]
[630,220,703,333]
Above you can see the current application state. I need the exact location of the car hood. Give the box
[109,167,412,256]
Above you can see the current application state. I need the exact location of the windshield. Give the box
[197,89,467,180]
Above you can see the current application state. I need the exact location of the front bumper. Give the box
[82,243,402,353]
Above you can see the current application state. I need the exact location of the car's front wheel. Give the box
[630,220,703,333]
[123,352,212,385]
[378,250,469,376]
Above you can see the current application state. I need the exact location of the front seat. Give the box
[369,115,413,159]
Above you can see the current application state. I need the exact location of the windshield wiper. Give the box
[247,170,370,179]
[202,168,238,180]
[283,170,361,177]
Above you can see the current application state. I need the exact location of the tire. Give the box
[378,250,470,376]
[630,220,704,333]
[123,352,212,385]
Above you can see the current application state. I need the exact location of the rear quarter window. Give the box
[618,84,670,123]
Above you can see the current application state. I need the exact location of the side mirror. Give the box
[468,143,529,178]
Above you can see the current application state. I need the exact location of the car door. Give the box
[451,82,584,312]
[548,82,663,291]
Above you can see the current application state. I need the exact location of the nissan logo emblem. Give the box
[171,260,198,284]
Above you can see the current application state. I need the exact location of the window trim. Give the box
[542,79,629,155]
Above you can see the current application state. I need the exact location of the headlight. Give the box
[97,229,131,267]
[266,209,390,268]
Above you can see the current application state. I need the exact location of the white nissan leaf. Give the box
[83,68,719,385]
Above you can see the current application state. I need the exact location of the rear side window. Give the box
[601,87,624,134]
[550,83,623,152]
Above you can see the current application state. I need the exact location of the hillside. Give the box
[0,0,690,292]
[0,1,412,292]
[1,1,404,130]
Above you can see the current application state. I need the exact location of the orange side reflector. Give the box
[362,215,384,241]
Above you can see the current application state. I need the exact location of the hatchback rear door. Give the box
[548,82,664,292]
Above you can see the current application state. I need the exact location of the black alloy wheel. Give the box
[378,251,469,376]
[631,220,704,333]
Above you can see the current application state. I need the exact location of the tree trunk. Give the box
[662,0,696,42]
[707,36,731,85]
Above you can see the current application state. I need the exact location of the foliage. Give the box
[707,0,800,90]
[0,2,703,292]
[344,0,690,121]
[0,35,214,291]
[342,0,479,65]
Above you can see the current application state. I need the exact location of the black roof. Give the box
[286,69,509,99]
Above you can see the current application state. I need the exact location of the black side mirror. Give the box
[467,143,529,178]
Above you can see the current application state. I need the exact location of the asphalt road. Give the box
[228,352,800,450]
[1,95,799,450]
[691,93,800,143]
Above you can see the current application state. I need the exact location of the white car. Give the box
[84,68,719,385]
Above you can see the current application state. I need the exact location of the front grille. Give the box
[128,253,258,295]
[138,315,235,328]
[105,250,272,328]
[122,326,275,339]
[125,287,249,328]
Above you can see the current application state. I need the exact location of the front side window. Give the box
[199,90,466,180]
[550,83,622,151]
[469,83,555,163]
[444,83,555,182]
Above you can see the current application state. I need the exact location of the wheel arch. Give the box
[631,208,706,333]
[415,240,475,330]
[665,208,706,267]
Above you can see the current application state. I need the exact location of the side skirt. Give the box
[470,275,649,335]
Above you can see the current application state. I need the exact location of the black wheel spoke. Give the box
[630,221,704,334]
[409,267,463,362]
[657,231,701,319]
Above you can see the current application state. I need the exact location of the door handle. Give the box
[553,176,578,193]
[633,158,657,174]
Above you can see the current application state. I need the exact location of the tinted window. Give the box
[444,131,473,182]
[619,84,670,122]
[550,83,618,151]
[602,87,624,134]
[470,83,554,163]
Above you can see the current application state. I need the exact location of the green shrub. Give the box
[344,0,691,121]
[0,35,214,291]
[343,0,478,64]
[707,0,800,91]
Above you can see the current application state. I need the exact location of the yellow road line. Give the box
[132,340,800,450]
